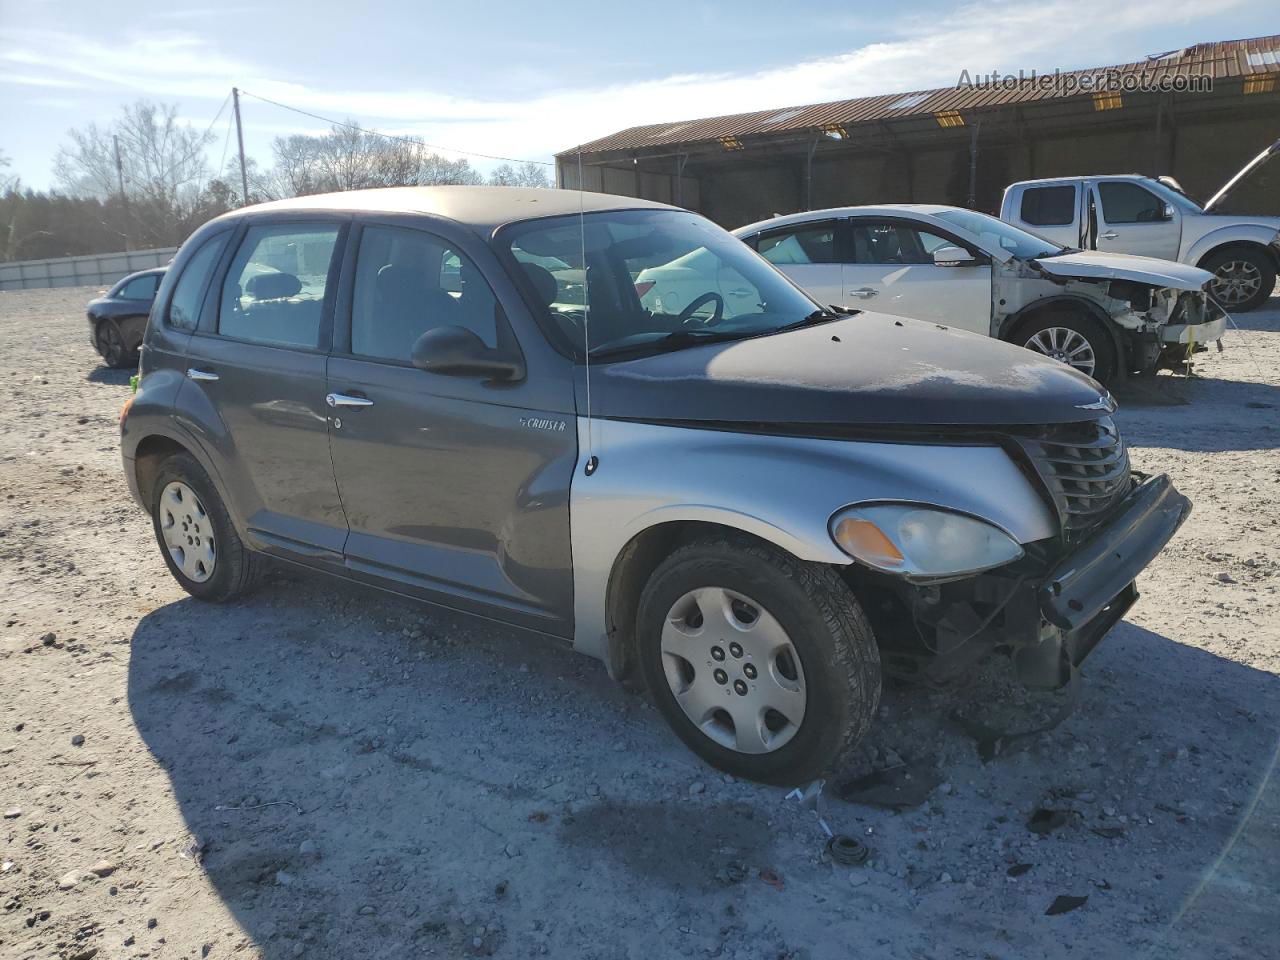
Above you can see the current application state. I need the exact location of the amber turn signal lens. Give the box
[119,394,135,424]
[832,516,905,569]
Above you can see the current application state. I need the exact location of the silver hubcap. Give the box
[1025,326,1096,375]
[159,481,216,583]
[1211,260,1262,306]
[661,587,807,754]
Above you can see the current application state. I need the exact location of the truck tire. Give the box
[1014,311,1118,386]
[150,452,262,602]
[636,534,881,785]
[1201,246,1276,313]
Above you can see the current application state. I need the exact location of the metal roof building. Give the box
[557,35,1280,226]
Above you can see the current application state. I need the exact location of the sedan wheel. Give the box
[1024,326,1097,376]
[158,481,216,583]
[96,319,131,368]
[661,586,806,754]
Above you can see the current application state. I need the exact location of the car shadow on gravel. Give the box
[125,573,1280,959]
[85,365,134,386]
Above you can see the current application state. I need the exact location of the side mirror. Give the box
[932,245,977,266]
[1160,202,1175,221]
[410,326,524,382]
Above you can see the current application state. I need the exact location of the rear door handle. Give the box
[850,287,879,299]
[186,368,219,382]
[326,393,374,408]
[1098,231,1118,240]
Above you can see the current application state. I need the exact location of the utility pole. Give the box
[113,134,131,250]
[233,87,250,207]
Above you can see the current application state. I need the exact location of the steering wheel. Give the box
[677,291,725,326]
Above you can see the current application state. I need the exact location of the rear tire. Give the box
[1201,247,1275,313]
[150,453,261,602]
[96,319,134,368]
[636,534,881,785]
[1014,311,1118,386]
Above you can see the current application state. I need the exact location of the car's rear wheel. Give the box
[150,453,261,601]
[636,535,880,785]
[1201,247,1276,312]
[95,319,133,368]
[1016,311,1117,385]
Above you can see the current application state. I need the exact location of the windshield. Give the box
[501,208,828,360]
[933,208,1066,259]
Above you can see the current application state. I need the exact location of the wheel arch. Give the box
[134,434,192,508]
[1195,239,1280,272]
[999,295,1126,372]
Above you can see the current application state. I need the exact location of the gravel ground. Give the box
[1,285,1277,960]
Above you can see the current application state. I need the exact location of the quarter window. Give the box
[756,222,838,265]
[167,233,230,331]
[1098,182,1165,224]
[1020,186,1076,226]
[218,225,340,349]
[351,226,498,363]
[118,273,160,301]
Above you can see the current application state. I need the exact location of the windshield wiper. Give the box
[773,307,855,333]
[588,328,758,360]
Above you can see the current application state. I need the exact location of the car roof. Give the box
[218,186,679,234]
[733,204,966,236]
[113,266,167,285]
[1007,175,1147,187]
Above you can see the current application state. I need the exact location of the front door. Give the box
[842,219,992,335]
[181,220,349,560]
[1092,180,1182,260]
[326,223,576,633]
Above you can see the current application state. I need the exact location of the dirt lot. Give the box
[1,286,1278,960]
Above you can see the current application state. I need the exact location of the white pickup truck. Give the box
[1000,138,1280,312]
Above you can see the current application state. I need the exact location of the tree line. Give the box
[1,100,552,262]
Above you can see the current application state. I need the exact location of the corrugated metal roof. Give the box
[560,34,1280,157]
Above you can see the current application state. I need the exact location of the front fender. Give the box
[1186,223,1280,268]
[568,418,1057,662]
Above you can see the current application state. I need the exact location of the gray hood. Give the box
[1033,250,1212,290]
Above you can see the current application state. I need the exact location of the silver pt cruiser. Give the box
[120,187,1191,784]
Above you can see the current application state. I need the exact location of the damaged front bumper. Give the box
[872,474,1191,689]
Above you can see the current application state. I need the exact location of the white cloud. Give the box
[0,0,1255,169]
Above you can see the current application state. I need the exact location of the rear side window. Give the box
[351,226,498,362]
[1020,186,1076,226]
[756,222,838,264]
[1098,182,1164,224]
[219,224,340,349]
[118,273,160,301]
[167,234,230,331]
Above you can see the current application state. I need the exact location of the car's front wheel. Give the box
[1202,247,1276,312]
[150,453,262,601]
[95,319,134,368]
[636,534,881,785]
[1016,311,1117,385]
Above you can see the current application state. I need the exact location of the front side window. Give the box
[756,222,838,265]
[933,208,1065,260]
[504,209,823,360]
[218,224,340,349]
[167,233,230,331]
[351,226,498,362]
[1098,182,1165,224]
[849,222,950,265]
[118,273,160,301]
[1020,185,1077,226]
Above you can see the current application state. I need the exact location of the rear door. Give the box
[1013,184,1082,247]
[179,218,350,561]
[1094,180,1181,260]
[751,219,845,306]
[325,221,576,634]
[842,218,992,334]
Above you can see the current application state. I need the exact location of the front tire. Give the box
[150,453,261,601]
[95,319,134,368]
[1201,247,1276,313]
[636,535,881,785]
[1015,311,1118,386]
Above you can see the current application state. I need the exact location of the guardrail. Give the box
[0,247,178,292]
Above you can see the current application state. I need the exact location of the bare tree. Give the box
[489,161,551,188]
[0,150,17,193]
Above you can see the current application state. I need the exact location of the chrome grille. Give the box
[1018,417,1131,534]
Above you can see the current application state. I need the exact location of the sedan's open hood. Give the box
[1033,250,1212,290]
[586,313,1111,429]
[1204,137,1279,214]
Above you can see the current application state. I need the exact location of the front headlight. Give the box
[829,503,1024,580]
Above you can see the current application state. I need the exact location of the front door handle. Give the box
[849,287,879,299]
[326,393,374,409]
[1098,231,1118,240]
[186,368,219,382]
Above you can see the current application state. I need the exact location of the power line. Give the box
[156,91,232,187]
[237,88,555,168]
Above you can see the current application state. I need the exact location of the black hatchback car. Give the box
[120,187,1189,783]
[88,267,166,367]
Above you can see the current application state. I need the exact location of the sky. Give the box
[1,0,1277,189]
